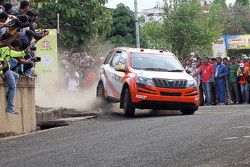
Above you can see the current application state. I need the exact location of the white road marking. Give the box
[224,137,239,140]
[231,126,250,129]
[243,136,250,138]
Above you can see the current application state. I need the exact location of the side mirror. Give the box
[115,64,127,72]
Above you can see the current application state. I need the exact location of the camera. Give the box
[36,57,41,61]
[7,19,21,29]
[30,46,37,51]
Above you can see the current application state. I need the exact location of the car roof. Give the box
[116,47,174,55]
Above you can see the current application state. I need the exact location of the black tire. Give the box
[96,83,111,112]
[181,106,197,115]
[123,88,135,117]
[97,82,105,99]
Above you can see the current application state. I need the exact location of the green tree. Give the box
[141,22,168,49]
[162,1,224,58]
[231,3,250,34]
[236,0,249,5]
[108,4,136,47]
[33,0,112,50]
[213,0,227,8]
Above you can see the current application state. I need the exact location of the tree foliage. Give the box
[32,0,112,50]
[141,22,168,49]
[236,0,249,5]
[213,0,227,8]
[162,1,223,58]
[230,3,250,34]
[212,0,250,35]
[108,4,136,47]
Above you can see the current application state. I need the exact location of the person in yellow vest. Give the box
[0,40,26,114]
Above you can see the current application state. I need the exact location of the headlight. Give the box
[136,76,155,86]
[186,80,197,88]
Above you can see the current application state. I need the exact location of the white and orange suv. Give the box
[97,48,199,116]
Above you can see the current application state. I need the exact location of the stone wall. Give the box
[0,77,36,136]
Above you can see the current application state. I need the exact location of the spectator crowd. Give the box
[59,50,103,92]
[0,0,48,115]
[183,53,250,106]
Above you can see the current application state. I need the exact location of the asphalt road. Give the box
[0,105,249,167]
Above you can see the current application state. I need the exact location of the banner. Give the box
[212,36,227,58]
[35,29,59,88]
[224,35,250,50]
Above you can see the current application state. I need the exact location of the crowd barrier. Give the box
[0,77,36,136]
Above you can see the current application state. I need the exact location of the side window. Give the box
[104,51,114,64]
[110,51,122,67]
[118,52,128,66]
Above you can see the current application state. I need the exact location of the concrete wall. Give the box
[0,77,36,135]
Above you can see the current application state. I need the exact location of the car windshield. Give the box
[131,53,183,72]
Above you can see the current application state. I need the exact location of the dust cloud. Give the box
[35,84,99,111]
[35,41,114,112]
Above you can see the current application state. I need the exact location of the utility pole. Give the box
[57,13,60,34]
[134,0,140,48]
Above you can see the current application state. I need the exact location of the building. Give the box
[140,7,164,25]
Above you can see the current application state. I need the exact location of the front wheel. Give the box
[123,88,135,117]
[181,106,197,115]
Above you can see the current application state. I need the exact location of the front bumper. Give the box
[134,101,198,110]
[131,85,200,108]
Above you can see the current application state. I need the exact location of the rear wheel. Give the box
[97,82,105,99]
[123,88,135,117]
[97,82,111,112]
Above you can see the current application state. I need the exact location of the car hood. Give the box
[135,70,194,80]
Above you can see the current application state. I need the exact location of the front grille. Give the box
[160,92,182,96]
[153,78,187,88]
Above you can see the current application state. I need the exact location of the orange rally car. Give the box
[96,48,200,116]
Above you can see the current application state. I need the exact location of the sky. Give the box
[106,0,237,11]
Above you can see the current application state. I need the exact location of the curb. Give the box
[0,115,98,141]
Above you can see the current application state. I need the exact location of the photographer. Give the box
[4,3,12,15]
[8,39,33,76]
[1,18,21,41]
[0,12,8,37]
[13,0,30,16]
[0,0,4,13]
[18,14,49,40]
[26,10,38,29]
[0,40,27,114]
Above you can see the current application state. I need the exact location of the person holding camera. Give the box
[13,0,30,16]
[0,40,28,114]
[8,39,33,76]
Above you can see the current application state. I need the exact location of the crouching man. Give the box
[0,40,26,114]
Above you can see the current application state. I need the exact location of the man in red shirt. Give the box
[195,57,215,106]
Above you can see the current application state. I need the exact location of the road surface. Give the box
[0,105,249,167]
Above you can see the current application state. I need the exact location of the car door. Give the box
[104,50,122,99]
[115,51,128,94]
